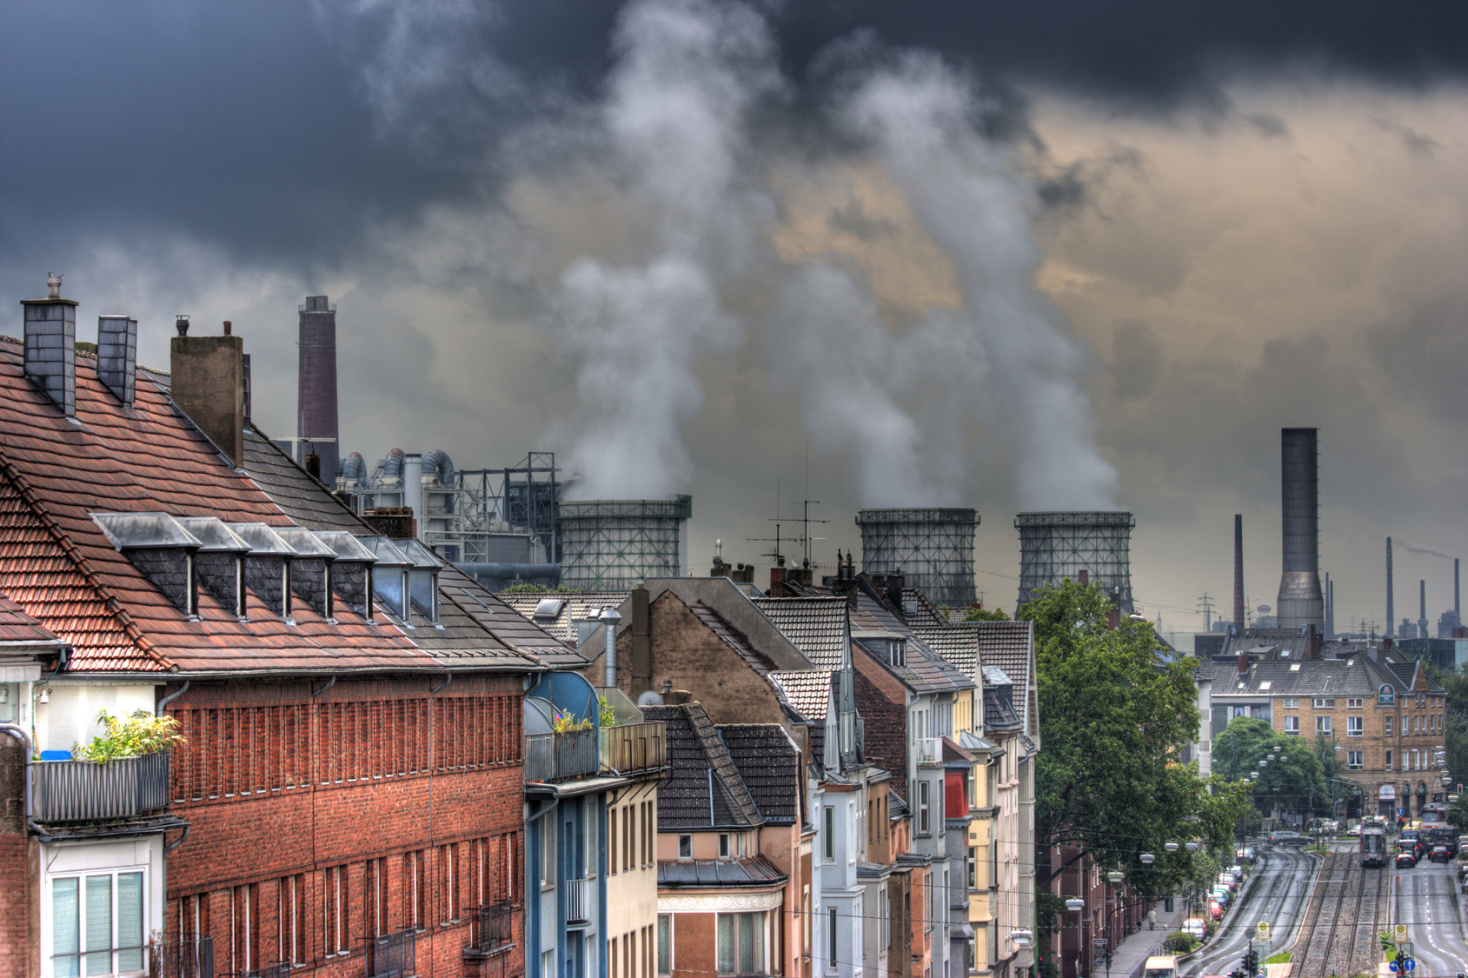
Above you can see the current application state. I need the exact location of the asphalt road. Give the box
[1187,847,1318,977]
[1393,856,1468,978]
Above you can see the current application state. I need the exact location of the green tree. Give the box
[1023,580,1252,903]
[1216,717,1326,822]
[961,605,1010,622]
[1429,663,1468,793]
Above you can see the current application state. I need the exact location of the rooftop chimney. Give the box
[171,326,246,466]
[20,273,77,416]
[1233,514,1245,628]
[96,315,138,407]
[1276,428,1324,631]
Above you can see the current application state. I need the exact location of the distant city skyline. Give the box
[2,1,1463,632]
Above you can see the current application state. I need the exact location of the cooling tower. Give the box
[855,508,979,608]
[558,497,692,590]
[1015,511,1135,614]
[1276,428,1324,632]
[296,295,339,484]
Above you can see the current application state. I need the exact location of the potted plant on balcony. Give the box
[73,709,186,762]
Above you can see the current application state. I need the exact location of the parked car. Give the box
[1395,850,1418,869]
[1236,846,1256,864]
[1208,900,1223,920]
[1347,824,1363,836]
[1181,917,1207,939]
[1428,845,1453,863]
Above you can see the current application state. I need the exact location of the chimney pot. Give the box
[176,315,190,336]
[1237,652,1249,676]
[223,320,232,336]
[46,272,62,299]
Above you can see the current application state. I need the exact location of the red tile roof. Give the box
[0,337,437,674]
[0,588,65,646]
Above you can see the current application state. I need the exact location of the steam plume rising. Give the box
[551,0,777,499]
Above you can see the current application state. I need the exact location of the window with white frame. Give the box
[678,835,692,860]
[827,907,838,972]
[1313,698,1335,709]
[1384,716,1393,736]
[1284,716,1300,735]
[1346,750,1363,770]
[1347,698,1363,708]
[719,834,731,859]
[540,826,556,888]
[50,870,146,977]
[1347,716,1363,736]
[918,780,930,835]
[1385,750,1393,771]
[1316,716,1332,734]
[823,807,834,861]
[1283,698,1299,709]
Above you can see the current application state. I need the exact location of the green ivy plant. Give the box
[73,709,185,763]
[598,697,617,728]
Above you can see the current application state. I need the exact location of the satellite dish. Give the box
[1257,605,1272,614]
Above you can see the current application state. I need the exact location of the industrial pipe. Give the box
[601,608,622,689]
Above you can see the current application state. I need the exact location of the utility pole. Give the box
[1197,592,1216,631]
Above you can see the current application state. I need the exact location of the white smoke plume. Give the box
[550,0,778,499]
[832,52,1119,510]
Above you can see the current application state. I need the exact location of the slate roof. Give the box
[501,592,631,646]
[658,856,787,888]
[642,702,763,830]
[851,593,972,695]
[982,688,1022,731]
[914,620,1034,729]
[0,336,540,675]
[751,596,848,669]
[1199,657,1378,697]
[0,589,65,646]
[719,724,800,825]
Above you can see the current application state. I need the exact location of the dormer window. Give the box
[92,512,201,617]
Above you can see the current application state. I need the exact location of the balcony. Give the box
[467,902,517,953]
[147,937,213,978]
[599,720,667,775]
[564,876,590,925]
[524,729,599,783]
[36,752,170,822]
[913,737,942,767]
[366,929,418,978]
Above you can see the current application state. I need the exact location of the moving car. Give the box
[1347,824,1362,837]
[1428,845,1452,863]
[1395,850,1417,869]
[1269,830,1307,845]
[1143,956,1178,978]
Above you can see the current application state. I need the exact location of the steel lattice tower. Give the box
[557,497,692,590]
[1014,511,1135,614]
[856,508,979,608]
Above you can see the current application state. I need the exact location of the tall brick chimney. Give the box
[171,327,246,466]
[20,273,77,416]
[96,315,138,407]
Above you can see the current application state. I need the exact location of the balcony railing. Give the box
[599,720,667,775]
[37,752,170,822]
[365,929,417,978]
[564,876,590,925]
[242,965,292,978]
[467,901,516,952]
[147,937,214,978]
[913,737,942,767]
[524,729,598,783]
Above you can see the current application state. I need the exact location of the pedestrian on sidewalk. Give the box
[1147,909,1157,931]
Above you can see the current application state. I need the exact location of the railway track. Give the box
[1291,846,1394,977]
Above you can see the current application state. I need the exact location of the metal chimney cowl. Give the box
[1275,428,1324,632]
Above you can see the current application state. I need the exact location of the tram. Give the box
[1360,824,1388,867]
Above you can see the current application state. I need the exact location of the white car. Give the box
[1181,917,1206,938]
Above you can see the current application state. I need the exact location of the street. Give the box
[1187,842,1468,978]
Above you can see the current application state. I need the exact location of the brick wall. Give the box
[162,675,527,978]
[0,735,38,977]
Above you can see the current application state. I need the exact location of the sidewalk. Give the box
[1102,900,1183,978]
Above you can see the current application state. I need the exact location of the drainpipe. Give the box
[157,680,190,716]
[0,723,53,840]
[431,673,454,696]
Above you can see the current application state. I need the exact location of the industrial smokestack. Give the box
[296,295,340,485]
[857,508,978,608]
[1276,428,1323,631]
[1457,557,1461,618]
[1419,579,1428,639]
[1386,537,1394,639]
[1233,514,1245,629]
[1326,575,1335,641]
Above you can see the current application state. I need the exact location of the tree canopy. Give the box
[1214,717,1329,820]
[1022,579,1252,898]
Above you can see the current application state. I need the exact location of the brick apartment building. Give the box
[0,279,556,978]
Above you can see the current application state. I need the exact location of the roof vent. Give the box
[534,598,566,619]
[92,512,201,616]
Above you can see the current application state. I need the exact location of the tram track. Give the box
[1291,844,1395,977]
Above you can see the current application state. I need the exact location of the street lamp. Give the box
[1140,853,1155,865]
[1185,841,1199,852]
[1165,842,1179,853]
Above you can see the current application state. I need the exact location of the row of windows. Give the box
[610,924,656,978]
[609,799,656,873]
[1281,695,1445,714]
[169,695,522,802]
[174,834,519,974]
[1282,713,1444,737]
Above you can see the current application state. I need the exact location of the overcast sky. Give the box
[3,0,1464,635]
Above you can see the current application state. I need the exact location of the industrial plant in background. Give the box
[557,497,693,590]
[1014,511,1136,614]
[1276,427,1325,632]
[856,507,979,608]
